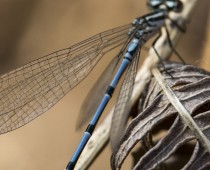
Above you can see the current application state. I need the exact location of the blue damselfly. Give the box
[0,0,184,169]
[66,0,185,169]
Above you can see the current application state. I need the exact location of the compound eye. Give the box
[166,0,183,12]
[166,0,176,9]
[147,0,163,9]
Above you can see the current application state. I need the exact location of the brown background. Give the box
[0,0,209,170]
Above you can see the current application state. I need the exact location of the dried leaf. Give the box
[183,141,210,170]
[111,62,210,170]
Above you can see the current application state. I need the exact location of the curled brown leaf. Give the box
[111,62,210,170]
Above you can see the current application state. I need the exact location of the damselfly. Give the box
[0,0,184,169]
[66,0,185,169]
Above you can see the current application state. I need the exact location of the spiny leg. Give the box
[151,31,174,78]
[168,17,187,33]
[164,24,186,64]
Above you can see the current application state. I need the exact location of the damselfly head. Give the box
[147,0,183,12]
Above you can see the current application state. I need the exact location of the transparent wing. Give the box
[76,33,135,129]
[110,45,140,151]
[0,24,131,134]
[76,55,120,129]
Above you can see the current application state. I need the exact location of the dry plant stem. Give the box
[152,67,210,153]
[74,0,198,169]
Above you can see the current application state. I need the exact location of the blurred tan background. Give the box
[0,0,209,170]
